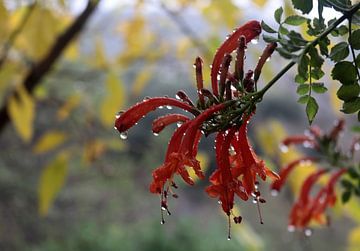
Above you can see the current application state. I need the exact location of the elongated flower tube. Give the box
[152,114,190,134]
[211,20,261,96]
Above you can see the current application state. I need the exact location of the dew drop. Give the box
[266,57,271,62]
[209,64,213,69]
[175,94,181,100]
[287,225,295,232]
[252,198,258,204]
[120,131,128,140]
[143,96,150,101]
[158,106,164,109]
[177,122,183,127]
[227,236,231,241]
[271,189,279,197]
[251,38,259,44]
[166,105,173,110]
[160,220,165,225]
[114,126,117,130]
[161,206,167,211]
[304,228,312,237]
[217,200,222,205]
[153,132,159,137]
[193,64,196,69]
[303,141,313,148]
[279,144,288,153]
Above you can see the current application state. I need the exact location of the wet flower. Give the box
[114,20,279,237]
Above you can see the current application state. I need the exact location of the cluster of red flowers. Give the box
[271,119,350,235]
[114,20,280,239]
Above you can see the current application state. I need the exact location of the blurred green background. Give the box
[0,0,359,250]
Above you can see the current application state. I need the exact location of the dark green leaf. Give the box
[348,168,359,179]
[318,37,330,56]
[284,15,308,25]
[295,74,306,84]
[337,84,360,101]
[297,95,309,104]
[263,35,279,43]
[274,7,283,24]
[297,84,310,95]
[342,97,360,114]
[279,25,290,35]
[337,25,349,36]
[312,83,328,93]
[341,179,354,189]
[308,46,324,67]
[350,29,360,50]
[329,42,349,62]
[288,31,307,46]
[306,96,318,124]
[311,68,325,80]
[291,0,313,14]
[331,61,358,84]
[276,47,295,59]
[261,21,277,33]
[342,190,352,204]
[298,54,310,80]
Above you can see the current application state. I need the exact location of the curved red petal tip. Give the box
[282,135,314,147]
[114,97,196,133]
[299,169,328,205]
[211,20,261,96]
[152,114,190,134]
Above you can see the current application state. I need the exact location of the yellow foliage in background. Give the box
[100,72,126,127]
[33,131,68,154]
[38,151,69,216]
[7,84,35,143]
[57,94,81,121]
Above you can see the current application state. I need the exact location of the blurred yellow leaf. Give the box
[100,72,126,127]
[256,120,287,157]
[131,67,153,97]
[7,84,35,142]
[82,139,106,166]
[345,199,360,224]
[38,151,69,216]
[329,81,343,114]
[33,131,68,154]
[105,138,126,151]
[348,226,360,251]
[188,151,209,182]
[94,38,107,69]
[0,2,9,38]
[202,0,241,29]
[14,5,61,59]
[64,41,79,61]
[57,94,81,121]
[253,0,268,7]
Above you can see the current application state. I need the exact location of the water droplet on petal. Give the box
[266,57,271,62]
[175,94,181,100]
[209,64,212,69]
[279,144,288,153]
[251,38,259,44]
[193,64,196,69]
[120,131,128,140]
[287,225,295,232]
[252,198,258,204]
[143,96,150,101]
[304,228,312,237]
[217,200,222,205]
[160,220,165,225]
[166,105,172,110]
[271,189,279,197]
[114,126,117,130]
[227,236,231,241]
[177,122,183,127]
[153,132,159,136]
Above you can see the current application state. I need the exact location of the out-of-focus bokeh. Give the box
[0,0,359,250]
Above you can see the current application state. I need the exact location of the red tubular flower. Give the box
[281,135,316,148]
[152,114,190,134]
[270,157,317,193]
[114,20,279,235]
[288,169,346,231]
[211,20,261,96]
[114,97,199,132]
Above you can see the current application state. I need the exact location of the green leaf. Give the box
[311,67,325,80]
[329,42,349,62]
[342,190,352,204]
[350,29,360,50]
[298,95,309,104]
[298,54,310,80]
[337,25,349,36]
[308,46,324,67]
[279,25,290,35]
[306,96,318,124]
[342,97,360,114]
[337,84,360,101]
[356,54,360,68]
[297,84,310,95]
[318,37,330,56]
[274,7,283,24]
[295,74,306,84]
[348,168,359,179]
[263,35,279,43]
[291,0,313,14]
[288,31,307,46]
[261,20,277,33]
[331,61,358,84]
[276,47,294,59]
[312,83,328,93]
[341,179,354,189]
[284,15,308,25]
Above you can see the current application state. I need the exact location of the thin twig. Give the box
[0,0,100,134]
[348,16,360,81]
[0,2,36,70]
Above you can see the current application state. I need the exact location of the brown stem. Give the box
[0,0,100,134]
